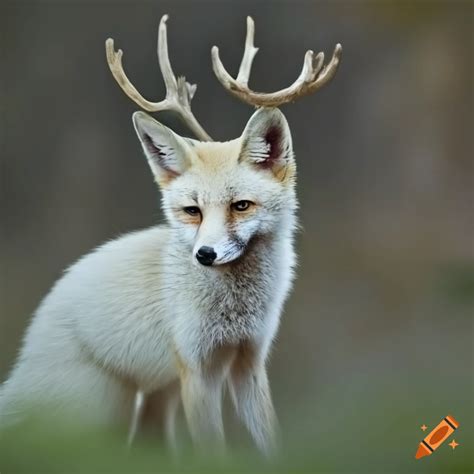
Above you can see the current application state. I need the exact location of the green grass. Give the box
[1,398,472,474]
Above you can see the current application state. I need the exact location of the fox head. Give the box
[133,108,296,267]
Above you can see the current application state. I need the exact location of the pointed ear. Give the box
[239,108,294,180]
[132,111,192,185]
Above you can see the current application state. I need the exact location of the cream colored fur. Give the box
[0,108,298,456]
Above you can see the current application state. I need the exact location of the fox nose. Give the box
[196,246,217,266]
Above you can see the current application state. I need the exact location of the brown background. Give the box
[1,1,472,472]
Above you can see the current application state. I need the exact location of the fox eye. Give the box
[183,206,201,216]
[232,200,253,212]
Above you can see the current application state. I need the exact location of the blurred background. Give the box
[1,0,472,472]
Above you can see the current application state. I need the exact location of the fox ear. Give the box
[132,111,192,185]
[239,108,294,179]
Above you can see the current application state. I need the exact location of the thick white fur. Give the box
[0,108,297,455]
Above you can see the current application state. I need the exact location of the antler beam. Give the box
[105,15,212,141]
[211,16,342,107]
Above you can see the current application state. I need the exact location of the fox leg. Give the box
[180,369,226,450]
[163,382,181,453]
[127,390,146,447]
[229,345,278,456]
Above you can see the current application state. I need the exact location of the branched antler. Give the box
[105,15,342,139]
[211,16,342,107]
[105,15,212,141]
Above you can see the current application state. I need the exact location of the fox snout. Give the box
[191,207,249,267]
[195,246,217,266]
[193,223,247,266]
[193,239,245,267]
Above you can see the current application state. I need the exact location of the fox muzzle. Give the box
[195,246,217,266]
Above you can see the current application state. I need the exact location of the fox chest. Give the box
[170,244,295,362]
[196,270,275,347]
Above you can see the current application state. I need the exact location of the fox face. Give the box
[133,108,296,267]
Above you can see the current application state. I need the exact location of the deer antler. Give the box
[105,15,212,141]
[211,16,342,107]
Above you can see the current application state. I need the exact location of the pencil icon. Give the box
[415,414,459,459]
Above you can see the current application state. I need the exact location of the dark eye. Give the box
[232,200,253,212]
[184,206,200,216]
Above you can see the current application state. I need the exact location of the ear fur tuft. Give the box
[240,108,293,175]
[132,111,192,183]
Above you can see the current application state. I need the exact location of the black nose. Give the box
[196,246,217,266]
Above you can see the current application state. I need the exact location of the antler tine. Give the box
[106,15,212,141]
[106,38,168,112]
[236,16,259,86]
[308,43,343,91]
[211,17,342,107]
[157,14,178,94]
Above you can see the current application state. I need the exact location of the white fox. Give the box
[0,108,296,454]
[0,15,341,455]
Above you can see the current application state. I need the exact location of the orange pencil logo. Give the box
[415,414,459,459]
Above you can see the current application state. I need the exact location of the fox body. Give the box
[0,108,297,454]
